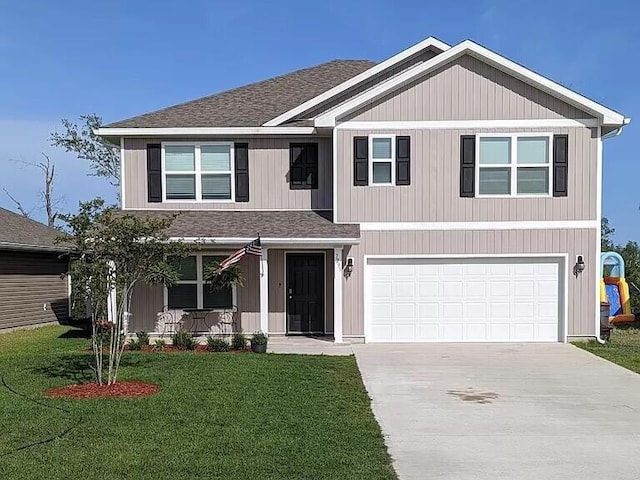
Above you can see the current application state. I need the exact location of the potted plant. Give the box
[250,331,268,353]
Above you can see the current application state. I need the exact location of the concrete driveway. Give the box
[353,343,640,480]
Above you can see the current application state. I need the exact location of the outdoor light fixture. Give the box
[575,255,585,274]
[344,257,354,278]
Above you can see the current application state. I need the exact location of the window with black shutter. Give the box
[289,143,318,190]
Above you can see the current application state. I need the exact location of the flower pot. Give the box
[251,342,267,353]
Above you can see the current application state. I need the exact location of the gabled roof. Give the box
[0,207,67,252]
[262,36,450,126]
[315,40,629,127]
[103,60,375,129]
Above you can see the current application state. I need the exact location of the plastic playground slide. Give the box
[601,252,635,324]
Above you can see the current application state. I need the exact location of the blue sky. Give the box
[0,0,637,241]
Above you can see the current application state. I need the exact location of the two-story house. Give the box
[97,37,629,344]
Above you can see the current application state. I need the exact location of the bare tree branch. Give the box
[3,187,32,217]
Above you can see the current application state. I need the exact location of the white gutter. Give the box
[602,117,631,140]
[169,237,360,246]
[95,127,317,137]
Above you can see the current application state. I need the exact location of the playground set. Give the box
[600,251,635,324]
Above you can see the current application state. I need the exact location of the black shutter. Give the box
[234,143,249,202]
[396,136,410,185]
[289,143,318,190]
[147,143,162,203]
[460,135,475,197]
[553,134,568,197]
[354,137,368,186]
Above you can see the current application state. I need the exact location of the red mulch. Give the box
[45,381,160,399]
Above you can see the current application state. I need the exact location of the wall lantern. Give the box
[574,255,585,275]
[344,257,355,278]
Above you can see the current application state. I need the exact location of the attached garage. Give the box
[365,256,565,343]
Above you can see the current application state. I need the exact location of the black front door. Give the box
[286,253,324,334]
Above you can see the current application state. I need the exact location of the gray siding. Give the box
[336,127,597,223]
[344,55,590,122]
[342,229,597,339]
[129,248,334,335]
[303,49,440,120]
[0,251,68,330]
[123,137,332,210]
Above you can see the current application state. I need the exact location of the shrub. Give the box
[172,331,197,350]
[206,336,231,352]
[251,331,268,346]
[128,330,150,351]
[231,332,247,350]
[154,339,166,351]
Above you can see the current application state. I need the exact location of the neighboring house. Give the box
[96,37,629,343]
[0,208,69,330]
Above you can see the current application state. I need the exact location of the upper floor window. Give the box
[289,143,318,190]
[163,143,234,201]
[369,135,395,185]
[477,134,551,197]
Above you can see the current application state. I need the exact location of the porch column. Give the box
[259,248,269,333]
[333,247,343,343]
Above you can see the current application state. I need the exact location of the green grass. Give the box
[0,326,395,480]
[575,321,640,373]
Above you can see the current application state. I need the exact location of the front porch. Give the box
[126,210,359,343]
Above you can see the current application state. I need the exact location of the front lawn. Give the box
[0,326,395,479]
[575,321,640,373]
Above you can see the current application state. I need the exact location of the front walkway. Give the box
[353,343,640,480]
[268,336,352,355]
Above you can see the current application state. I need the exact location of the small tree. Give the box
[602,217,616,252]
[59,198,189,385]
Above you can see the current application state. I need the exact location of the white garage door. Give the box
[366,257,562,342]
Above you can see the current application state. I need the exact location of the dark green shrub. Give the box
[251,331,268,345]
[206,336,230,352]
[231,332,247,350]
[154,339,166,351]
[172,331,197,350]
[128,331,150,351]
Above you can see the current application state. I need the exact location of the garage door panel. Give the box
[367,257,562,342]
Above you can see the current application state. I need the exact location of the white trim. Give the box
[475,133,553,198]
[284,251,328,335]
[333,247,343,343]
[162,141,235,203]
[121,207,335,212]
[67,271,72,318]
[363,253,569,343]
[169,237,360,245]
[259,248,269,333]
[262,37,451,127]
[165,253,237,311]
[369,134,396,186]
[595,127,604,342]
[359,220,598,231]
[95,127,317,136]
[337,119,599,130]
[332,130,338,221]
[120,137,125,208]
[315,40,627,127]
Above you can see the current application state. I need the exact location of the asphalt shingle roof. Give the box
[105,60,376,128]
[120,210,359,241]
[0,207,67,251]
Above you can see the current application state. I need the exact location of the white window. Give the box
[167,255,235,310]
[163,142,234,201]
[369,135,395,185]
[476,134,552,197]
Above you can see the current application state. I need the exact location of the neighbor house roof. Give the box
[120,210,360,244]
[0,208,68,252]
[104,60,376,129]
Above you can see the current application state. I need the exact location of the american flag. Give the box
[215,238,262,274]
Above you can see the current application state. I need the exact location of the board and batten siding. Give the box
[336,127,596,223]
[123,137,332,210]
[341,229,596,340]
[343,54,590,122]
[0,251,68,330]
[128,249,334,335]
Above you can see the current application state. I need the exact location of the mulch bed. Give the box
[45,381,160,399]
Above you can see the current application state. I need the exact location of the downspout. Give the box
[595,118,631,343]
